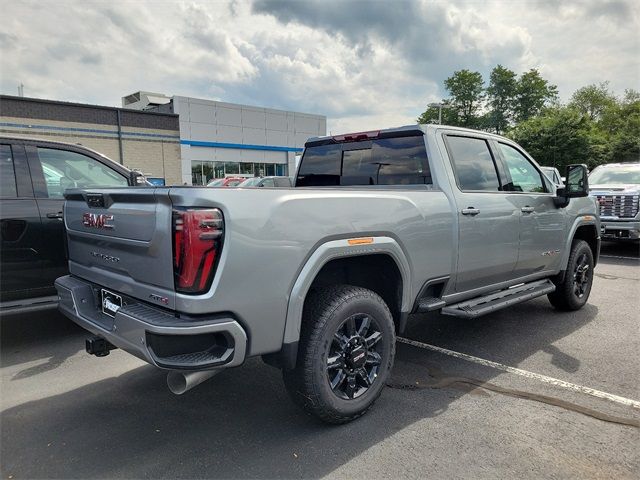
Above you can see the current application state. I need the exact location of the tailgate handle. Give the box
[86,193,106,208]
[46,212,64,220]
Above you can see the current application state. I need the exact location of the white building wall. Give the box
[173,96,326,184]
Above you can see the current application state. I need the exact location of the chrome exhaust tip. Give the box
[167,369,219,395]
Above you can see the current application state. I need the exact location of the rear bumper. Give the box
[55,275,247,370]
[600,220,640,240]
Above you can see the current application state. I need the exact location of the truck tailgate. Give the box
[63,188,177,308]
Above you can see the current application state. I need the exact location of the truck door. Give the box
[443,134,520,293]
[0,142,46,301]
[494,142,567,276]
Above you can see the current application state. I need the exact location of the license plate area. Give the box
[101,289,122,317]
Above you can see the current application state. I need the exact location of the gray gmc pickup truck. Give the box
[55,125,600,423]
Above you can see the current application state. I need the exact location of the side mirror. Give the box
[129,171,145,186]
[554,164,589,207]
[564,164,589,197]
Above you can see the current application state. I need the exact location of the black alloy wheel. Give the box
[573,252,591,298]
[327,313,383,400]
[548,239,594,311]
[283,285,396,424]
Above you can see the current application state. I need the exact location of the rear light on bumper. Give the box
[173,208,224,294]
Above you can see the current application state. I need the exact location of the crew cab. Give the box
[55,125,600,423]
[588,162,640,241]
[0,137,142,314]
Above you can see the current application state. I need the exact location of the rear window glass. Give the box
[297,144,342,186]
[296,135,430,187]
[446,136,500,192]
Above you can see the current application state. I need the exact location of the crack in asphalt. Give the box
[386,377,640,428]
[595,273,639,281]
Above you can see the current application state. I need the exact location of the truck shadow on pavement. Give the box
[1,310,85,377]
[1,297,609,479]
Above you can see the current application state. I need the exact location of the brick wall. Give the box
[0,96,182,185]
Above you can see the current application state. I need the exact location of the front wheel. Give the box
[283,285,396,424]
[548,239,594,311]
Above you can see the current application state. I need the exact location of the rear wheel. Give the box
[283,285,395,424]
[548,240,594,311]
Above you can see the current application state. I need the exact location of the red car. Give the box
[206,177,245,187]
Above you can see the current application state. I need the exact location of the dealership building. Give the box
[123,91,326,185]
[0,94,182,184]
[0,92,326,185]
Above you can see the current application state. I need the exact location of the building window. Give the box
[214,162,224,180]
[191,161,204,185]
[265,164,275,176]
[240,163,254,175]
[225,162,240,175]
[191,160,287,184]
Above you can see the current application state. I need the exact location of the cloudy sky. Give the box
[1,0,638,132]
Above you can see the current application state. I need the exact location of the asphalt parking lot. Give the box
[1,241,639,479]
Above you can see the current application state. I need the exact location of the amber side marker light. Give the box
[348,237,374,245]
[583,215,594,221]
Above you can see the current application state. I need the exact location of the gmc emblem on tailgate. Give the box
[82,213,114,230]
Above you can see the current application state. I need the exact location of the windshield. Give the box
[238,177,263,187]
[207,179,225,187]
[589,165,640,185]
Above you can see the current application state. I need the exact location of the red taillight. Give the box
[172,208,224,294]
[332,130,380,142]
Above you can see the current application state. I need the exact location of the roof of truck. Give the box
[304,124,510,147]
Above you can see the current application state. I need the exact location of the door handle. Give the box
[521,206,535,213]
[461,208,480,216]
[46,212,64,220]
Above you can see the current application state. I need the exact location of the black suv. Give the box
[0,137,141,314]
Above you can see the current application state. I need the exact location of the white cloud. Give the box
[1,0,638,133]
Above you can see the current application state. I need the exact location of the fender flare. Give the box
[282,236,412,346]
[559,215,599,268]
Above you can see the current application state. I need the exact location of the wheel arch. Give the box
[561,217,600,269]
[272,237,411,369]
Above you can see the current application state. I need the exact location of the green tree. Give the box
[568,82,617,121]
[416,100,457,125]
[485,65,517,134]
[508,107,592,170]
[444,69,485,127]
[514,69,558,122]
[600,89,640,162]
[417,70,484,127]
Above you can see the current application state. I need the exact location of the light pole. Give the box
[428,102,445,124]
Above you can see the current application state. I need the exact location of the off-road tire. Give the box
[283,285,395,424]
[548,239,594,311]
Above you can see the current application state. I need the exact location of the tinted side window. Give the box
[498,143,546,193]
[297,135,430,187]
[36,148,127,199]
[447,136,500,191]
[0,145,17,198]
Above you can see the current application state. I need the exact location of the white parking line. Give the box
[397,337,640,409]
[600,254,639,260]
